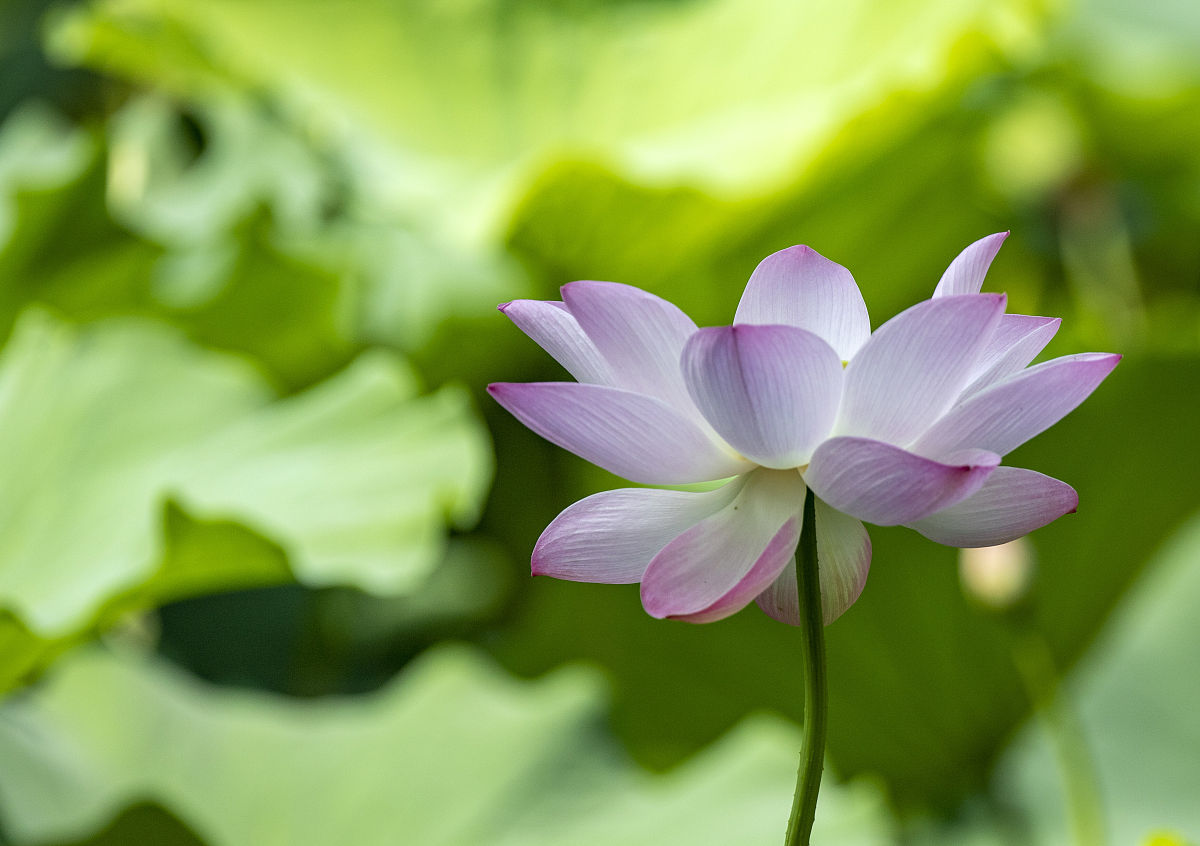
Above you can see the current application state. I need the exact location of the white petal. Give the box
[488,382,748,485]
[911,353,1122,459]
[682,324,843,468]
[499,300,612,384]
[533,482,743,583]
[734,245,871,361]
[932,232,1009,297]
[962,314,1061,397]
[836,294,1006,446]
[907,467,1078,547]
[640,469,805,622]
[562,280,699,414]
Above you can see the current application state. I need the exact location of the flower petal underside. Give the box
[911,353,1122,459]
[533,480,746,583]
[487,382,748,485]
[907,467,1078,547]
[499,299,613,385]
[756,497,871,626]
[561,280,700,415]
[962,314,1061,397]
[804,436,1000,526]
[932,231,1008,298]
[733,246,871,361]
[641,469,806,622]
[814,500,873,624]
[835,293,1006,446]
[682,324,843,469]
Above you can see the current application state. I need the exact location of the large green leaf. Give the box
[47,0,1047,236]
[41,0,1056,356]
[484,355,1199,813]
[0,310,491,693]
[0,644,893,846]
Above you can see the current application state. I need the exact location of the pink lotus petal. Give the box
[533,481,744,583]
[640,470,805,621]
[754,559,801,626]
[813,500,872,623]
[907,467,1078,547]
[756,498,872,625]
[562,280,699,415]
[932,232,1009,298]
[488,382,748,485]
[804,436,1000,525]
[836,294,1006,446]
[962,314,1061,397]
[682,324,843,469]
[498,299,612,385]
[733,246,871,361]
[912,353,1122,459]
[669,520,801,624]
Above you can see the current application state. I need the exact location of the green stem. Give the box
[1010,628,1107,846]
[785,489,826,846]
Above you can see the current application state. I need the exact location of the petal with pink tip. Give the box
[754,560,800,626]
[533,481,745,583]
[488,382,748,485]
[907,467,1078,547]
[682,324,843,469]
[733,246,871,361]
[835,294,1006,446]
[756,498,871,626]
[963,314,1061,397]
[804,436,1000,526]
[641,470,805,622]
[562,280,699,413]
[498,299,612,385]
[911,353,1121,460]
[932,232,1009,297]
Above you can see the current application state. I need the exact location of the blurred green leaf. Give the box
[0,644,892,846]
[50,0,1041,204]
[0,104,356,389]
[0,506,292,695]
[39,0,1063,363]
[0,310,491,694]
[33,803,207,846]
[1069,0,1200,92]
[503,97,1043,332]
[995,510,1200,843]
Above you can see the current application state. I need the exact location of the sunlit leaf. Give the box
[0,310,491,694]
[47,0,1050,264]
[43,0,1057,358]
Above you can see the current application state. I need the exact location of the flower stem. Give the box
[1010,627,1107,846]
[785,489,826,846]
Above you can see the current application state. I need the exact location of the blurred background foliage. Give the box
[0,0,1197,843]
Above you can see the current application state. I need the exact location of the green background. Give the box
[0,0,1197,843]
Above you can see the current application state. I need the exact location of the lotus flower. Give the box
[489,234,1119,625]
